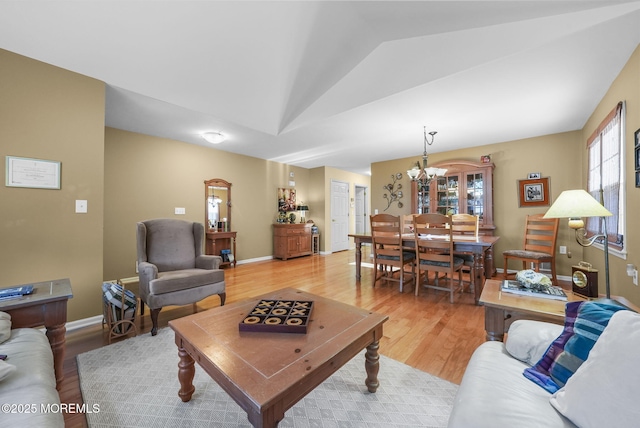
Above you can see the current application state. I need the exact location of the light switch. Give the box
[75,200,88,213]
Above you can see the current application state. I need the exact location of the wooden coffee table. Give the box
[479,279,585,341]
[169,287,388,428]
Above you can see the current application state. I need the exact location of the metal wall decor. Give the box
[383,173,403,210]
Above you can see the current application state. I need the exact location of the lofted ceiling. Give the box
[2,1,640,175]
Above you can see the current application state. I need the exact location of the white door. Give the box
[355,185,367,234]
[331,180,350,252]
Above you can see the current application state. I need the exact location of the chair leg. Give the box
[150,308,161,336]
[550,260,558,285]
[503,256,509,280]
[372,258,379,288]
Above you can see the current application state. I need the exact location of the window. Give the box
[586,101,624,251]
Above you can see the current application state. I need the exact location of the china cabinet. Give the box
[411,160,495,235]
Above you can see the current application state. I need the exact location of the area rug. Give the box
[78,328,458,427]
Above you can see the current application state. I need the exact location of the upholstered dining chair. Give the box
[503,213,559,284]
[413,213,464,303]
[136,218,226,336]
[370,214,415,292]
[451,213,480,292]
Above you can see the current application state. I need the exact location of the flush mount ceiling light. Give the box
[201,132,226,144]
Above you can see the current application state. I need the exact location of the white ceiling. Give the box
[2,1,640,175]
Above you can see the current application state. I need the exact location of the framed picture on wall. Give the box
[277,188,296,211]
[518,177,550,207]
[5,156,61,189]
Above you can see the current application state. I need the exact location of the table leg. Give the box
[365,340,380,393]
[484,306,506,341]
[484,245,496,278]
[354,239,363,280]
[472,250,485,305]
[178,347,196,402]
[45,323,66,390]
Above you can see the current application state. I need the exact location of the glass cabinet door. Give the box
[416,181,430,213]
[466,172,484,221]
[436,175,459,215]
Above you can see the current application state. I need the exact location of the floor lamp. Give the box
[543,189,613,299]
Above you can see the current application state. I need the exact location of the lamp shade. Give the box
[543,189,612,219]
[407,167,421,180]
[297,205,309,212]
[202,132,226,144]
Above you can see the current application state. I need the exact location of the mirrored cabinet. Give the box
[204,178,237,267]
[411,160,495,235]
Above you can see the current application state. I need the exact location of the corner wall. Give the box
[0,49,105,321]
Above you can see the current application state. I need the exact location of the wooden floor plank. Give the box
[58,248,525,427]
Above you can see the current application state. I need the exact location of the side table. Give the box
[0,278,73,390]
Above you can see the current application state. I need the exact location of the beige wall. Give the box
[580,44,640,302]
[0,49,105,321]
[372,132,582,276]
[371,44,640,306]
[104,128,313,281]
[3,41,639,321]
[103,131,370,278]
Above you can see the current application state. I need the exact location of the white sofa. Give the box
[448,309,640,428]
[0,312,64,428]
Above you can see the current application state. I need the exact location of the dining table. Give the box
[348,233,500,304]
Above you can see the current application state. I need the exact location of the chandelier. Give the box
[407,126,447,186]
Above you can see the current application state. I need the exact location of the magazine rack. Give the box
[102,280,138,344]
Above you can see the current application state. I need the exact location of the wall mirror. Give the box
[205,178,231,231]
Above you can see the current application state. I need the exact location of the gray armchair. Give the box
[136,218,226,336]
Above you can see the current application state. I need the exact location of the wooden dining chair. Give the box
[503,213,559,284]
[413,213,464,303]
[370,214,415,292]
[451,213,480,292]
[402,214,416,234]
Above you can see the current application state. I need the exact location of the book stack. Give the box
[501,280,567,301]
[221,249,232,263]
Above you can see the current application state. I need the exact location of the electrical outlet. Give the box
[559,246,567,254]
[175,207,186,215]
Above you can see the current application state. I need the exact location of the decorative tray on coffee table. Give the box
[239,300,314,334]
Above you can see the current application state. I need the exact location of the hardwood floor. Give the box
[60,248,489,427]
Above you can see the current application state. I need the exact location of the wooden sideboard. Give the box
[273,223,312,260]
[205,231,237,267]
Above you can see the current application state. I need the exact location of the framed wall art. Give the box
[5,156,61,189]
[277,188,296,212]
[518,177,550,207]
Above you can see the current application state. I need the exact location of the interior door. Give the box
[331,180,350,252]
[355,185,367,234]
